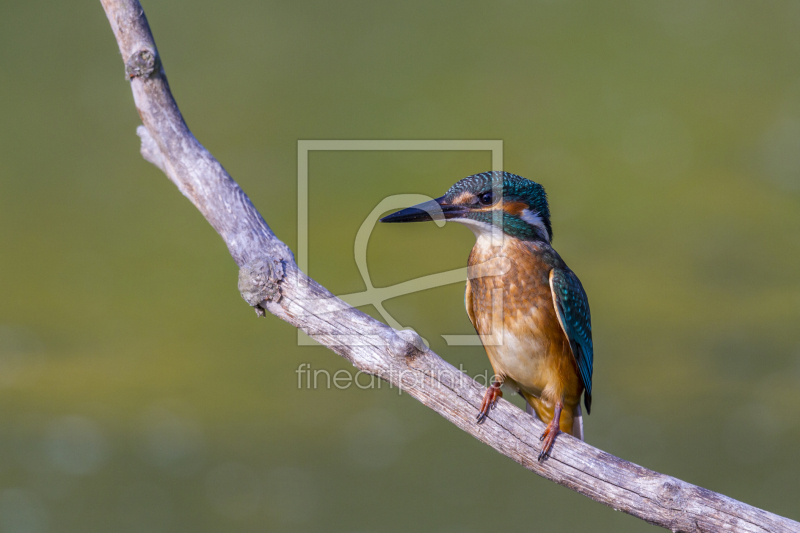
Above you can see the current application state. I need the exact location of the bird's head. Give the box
[380,171,552,243]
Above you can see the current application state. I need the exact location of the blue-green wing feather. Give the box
[550,268,593,414]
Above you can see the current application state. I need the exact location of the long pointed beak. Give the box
[380,196,469,223]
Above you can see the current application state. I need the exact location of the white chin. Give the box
[450,218,500,240]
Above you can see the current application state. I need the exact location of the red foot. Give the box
[476,381,503,424]
[538,401,564,462]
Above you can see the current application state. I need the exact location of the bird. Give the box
[380,171,593,461]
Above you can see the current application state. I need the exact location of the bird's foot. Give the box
[537,401,564,462]
[537,423,560,462]
[476,381,503,424]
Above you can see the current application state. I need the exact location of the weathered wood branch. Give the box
[99,2,799,531]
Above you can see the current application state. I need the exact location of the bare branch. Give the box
[99,2,799,531]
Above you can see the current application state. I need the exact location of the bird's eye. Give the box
[478,191,494,206]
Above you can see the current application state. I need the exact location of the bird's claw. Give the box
[475,397,498,424]
[537,422,560,462]
[476,382,502,425]
[537,449,550,462]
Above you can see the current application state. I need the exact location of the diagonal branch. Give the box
[98,2,799,531]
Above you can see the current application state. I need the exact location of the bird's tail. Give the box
[572,405,584,441]
[525,400,584,441]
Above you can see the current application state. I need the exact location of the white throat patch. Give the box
[520,208,550,242]
[451,218,503,242]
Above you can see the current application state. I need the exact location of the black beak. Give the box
[380,196,469,223]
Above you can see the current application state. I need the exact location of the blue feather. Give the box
[550,268,593,414]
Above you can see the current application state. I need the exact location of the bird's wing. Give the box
[549,268,593,414]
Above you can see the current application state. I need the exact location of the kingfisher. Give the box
[380,171,593,460]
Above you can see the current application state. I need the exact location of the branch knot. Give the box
[238,258,286,316]
[125,49,158,79]
[389,329,427,358]
[658,479,687,509]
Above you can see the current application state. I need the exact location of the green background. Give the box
[1,1,799,531]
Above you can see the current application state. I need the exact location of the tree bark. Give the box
[99,1,799,531]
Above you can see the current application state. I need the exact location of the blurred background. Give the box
[1,0,799,531]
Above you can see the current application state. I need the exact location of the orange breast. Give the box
[466,237,583,422]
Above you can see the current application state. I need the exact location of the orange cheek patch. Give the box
[502,201,528,216]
